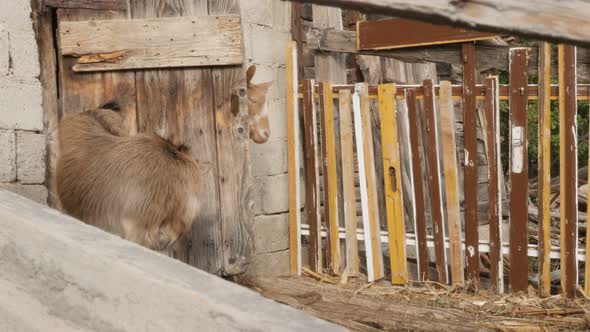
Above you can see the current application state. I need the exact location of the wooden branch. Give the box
[291,0,590,47]
[59,15,243,72]
[43,0,126,11]
[305,28,590,81]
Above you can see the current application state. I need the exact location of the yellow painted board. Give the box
[286,41,301,276]
[321,82,341,274]
[438,81,464,286]
[339,89,359,277]
[378,84,408,284]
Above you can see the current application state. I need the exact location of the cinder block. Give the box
[248,25,288,65]
[0,129,16,182]
[0,2,35,32]
[250,139,287,177]
[240,0,272,26]
[246,250,290,277]
[262,173,288,214]
[16,131,46,184]
[0,80,43,131]
[0,183,47,204]
[8,30,41,80]
[0,30,8,76]
[252,177,264,216]
[267,98,287,140]
[253,214,289,254]
[272,0,291,32]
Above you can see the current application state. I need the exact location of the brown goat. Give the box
[55,106,207,251]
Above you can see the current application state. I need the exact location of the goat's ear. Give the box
[246,65,256,85]
[258,81,274,91]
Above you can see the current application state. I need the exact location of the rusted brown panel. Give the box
[357,18,496,50]
[422,79,448,284]
[462,42,479,286]
[302,80,322,272]
[509,48,530,293]
[318,82,332,269]
[559,44,578,298]
[44,0,126,10]
[406,89,428,280]
[486,76,503,293]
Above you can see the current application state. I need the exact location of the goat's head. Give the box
[243,65,273,144]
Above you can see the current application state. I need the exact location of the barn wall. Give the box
[240,0,292,277]
[0,0,47,204]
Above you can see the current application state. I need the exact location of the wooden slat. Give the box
[287,41,301,276]
[44,0,126,10]
[292,0,590,47]
[462,42,479,286]
[58,15,243,72]
[559,44,578,298]
[406,88,428,280]
[439,81,463,286]
[587,98,590,297]
[339,89,359,277]
[353,83,384,282]
[422,79,448,284]
[357,18,496,50]
[537,41,552,297]
[509,47,530,293]
[378,83,408,284]
[319,82,341,274]
[302,79,322,272]
[486,76,503,293]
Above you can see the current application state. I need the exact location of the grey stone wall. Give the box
[0,0,47,204]
[240,0,292,277]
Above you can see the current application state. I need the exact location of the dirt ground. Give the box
[243,274,590,331]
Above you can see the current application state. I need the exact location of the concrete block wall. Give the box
[240,0,292,277]
[0,0,48,204]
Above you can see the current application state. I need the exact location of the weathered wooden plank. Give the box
[353,83,384,282]
[357,18,496,50]
[319,82,341,274]
[302,79,322,272]
[44,0,126,10]
[537,41,552,297]
[587,102,590,297]
[291,0,590,47]
[58,15,243,72]
[486,76,503,293]
[287,41,301,276]
[306,28,590,82]
[378,83,408,284]
[509,47,530,293]
[462,42,479,286]
[439,81,463,286]
[405,88,428,280]
[312,5,347,84]
[559,44,578,298]
[422,79,448,284]
[339,89,359,277]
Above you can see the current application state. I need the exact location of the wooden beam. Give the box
[509,48,530,293]
[462,42,479,287]
[58,15,243,72]
[290,0,590,47]
[485,76,503,293]
[378,83,408,284]
[357,18,496,50]
[559,44,578,299]
[422,79,448,284]
[405,88,428,280]
[353,83,384,282]
[537,41,552,297]
[43,0,125,10]
[287,41,301,276]
[339,89,359,277]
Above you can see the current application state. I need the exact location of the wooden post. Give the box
[486,76,503,293]
[509,48,530,293]
[319,82,341,274]
[302,79,322,272]
[406,88,429,280]
[537,41,552,297]
[559,44,578,298]
[339,89,359,277]
[462,42,479,286]
[423,79,448,284]
[378,83,408,284]
[353,83,384,282]
[439,81,464,286]
[287,41,301,276]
